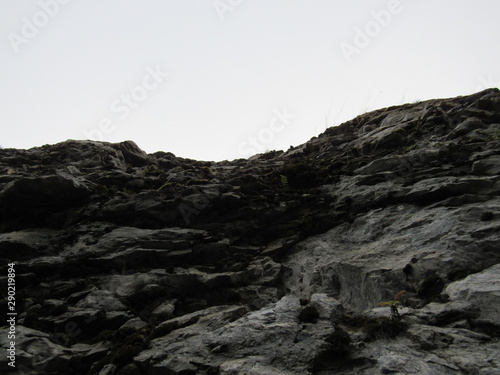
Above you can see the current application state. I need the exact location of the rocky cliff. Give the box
[1,88,500,375]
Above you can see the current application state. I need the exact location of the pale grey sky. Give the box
[1,0,499,161]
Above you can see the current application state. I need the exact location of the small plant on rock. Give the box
[143,164,160,175]
[324,326,351,357]
[378,290,406,321]
[299,304,320,323]
[280,174,289,188]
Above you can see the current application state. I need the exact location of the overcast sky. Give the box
[1,0,499,161]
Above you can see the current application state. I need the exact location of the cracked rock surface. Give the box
[1,88,500,374]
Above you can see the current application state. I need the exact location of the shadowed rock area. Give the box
[1,88,500,374]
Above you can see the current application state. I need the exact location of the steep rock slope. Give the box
[0,88,499,374]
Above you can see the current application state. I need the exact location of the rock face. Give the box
[1,88,500,374]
